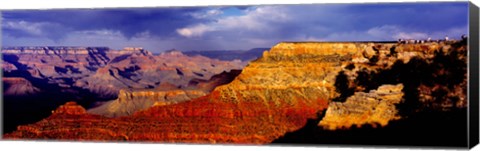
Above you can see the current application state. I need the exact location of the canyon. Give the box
[2,40,468,146]
[2,46,245,133]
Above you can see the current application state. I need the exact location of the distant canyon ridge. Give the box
[2,46,267,98]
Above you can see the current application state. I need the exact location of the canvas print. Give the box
[1,2,477,149]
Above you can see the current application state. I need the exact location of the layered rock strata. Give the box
[88,70,242,117]
[87,89,207,117]
[319,84,404,130]
[2,47,245,99]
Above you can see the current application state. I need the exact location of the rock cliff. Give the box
[87,89,207,117]
[319,84,404,130]
[51,101,87,115]
[2,77,41,96]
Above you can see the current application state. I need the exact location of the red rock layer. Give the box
[4,97,327,144]
[51,102,87,115]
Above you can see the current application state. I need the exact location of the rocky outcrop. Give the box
[319,84,404,130]
[51,102,87,115]
[88,70,242,117]
[2,77,41,96]
[87,89,207,117]
[187,70,242,92]
[4,102,121,141]
[338,40,467,111]
[1,60,18,72]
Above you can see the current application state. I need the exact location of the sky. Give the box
[1,2,469,52]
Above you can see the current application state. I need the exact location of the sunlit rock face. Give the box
[319,84,404,130]
[3,40,468,144]
[216,42,358,104]
[51,102,88,115]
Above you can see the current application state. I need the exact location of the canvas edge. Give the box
[468,1,480,149]
[0,11,4,139]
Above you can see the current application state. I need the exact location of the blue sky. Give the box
[1,2,469,52]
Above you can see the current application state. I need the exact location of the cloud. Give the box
[2,8,207,40]
[73,29,124,40]
[366,25,400,39]
[2,20,45,35]
[323,24,468,42]
[393,32,429,40]
[176,6,291,38]
[2,20,72,42]
[189,8,223,19]
[430,26,468,39]
[176,24,214,38]
[133,30,152,39]
[320,25,444,41]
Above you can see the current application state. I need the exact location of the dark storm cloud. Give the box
[265,2,467,39]
[337,2,468,31]
[1,2,469,51]
[2,7,208,40]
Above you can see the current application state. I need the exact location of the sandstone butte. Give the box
[3,40,467,144]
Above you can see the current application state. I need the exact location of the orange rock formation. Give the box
[319,84,404,130]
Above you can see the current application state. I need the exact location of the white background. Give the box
[0,0,479,151]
